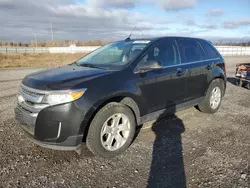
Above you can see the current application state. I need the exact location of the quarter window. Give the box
[199,40,219,59]
[177,39,206,63]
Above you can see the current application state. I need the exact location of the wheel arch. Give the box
[81,95,141,142]
[206,76,226,96]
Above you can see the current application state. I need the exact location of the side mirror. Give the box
[139,60,163,71]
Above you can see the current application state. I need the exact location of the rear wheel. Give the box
[198,79,224,114]
[86,102,136,157]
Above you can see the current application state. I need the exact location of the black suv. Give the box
[15,37,226,157]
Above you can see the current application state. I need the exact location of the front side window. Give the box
[138,39,180,67]
[177,39,206,63]
[76,41,150,69]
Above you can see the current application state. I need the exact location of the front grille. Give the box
[21,87,43,97]
[18,85,48,115]
[25,100,35,106]
[17,104,33,114]
[19,85,45,104]
[16,85,49,134]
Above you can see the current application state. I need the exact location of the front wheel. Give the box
[86,102,136,157]
[198,79,224,114]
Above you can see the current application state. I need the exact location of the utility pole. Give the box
[33,32,37,47]
[35,34,37,47]
[50,21,54,42]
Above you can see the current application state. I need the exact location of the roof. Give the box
[124,36,208,42]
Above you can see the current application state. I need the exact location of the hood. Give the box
[22,65,111,90]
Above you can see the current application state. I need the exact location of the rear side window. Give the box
[199,40,220,59]
[177,39,205,63]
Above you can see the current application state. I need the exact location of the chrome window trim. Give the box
[134,57,220,74]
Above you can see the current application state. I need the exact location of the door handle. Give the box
[206,65,212,70]
[177,69,184,77]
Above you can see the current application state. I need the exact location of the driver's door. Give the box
[135,38,186,115]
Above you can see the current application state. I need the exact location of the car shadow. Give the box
[146,106,186,188]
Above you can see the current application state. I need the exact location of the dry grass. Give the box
[0,53,86,68]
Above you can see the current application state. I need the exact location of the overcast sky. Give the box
[0,0,250,42]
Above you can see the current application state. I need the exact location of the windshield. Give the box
[75,40,150,69]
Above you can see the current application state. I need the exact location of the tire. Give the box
[86,102,136,157]
[198,79,224,114]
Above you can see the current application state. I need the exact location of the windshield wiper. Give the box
[79,63,109,70]
[69,62,80,66]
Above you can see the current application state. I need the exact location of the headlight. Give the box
[42,89,86,105]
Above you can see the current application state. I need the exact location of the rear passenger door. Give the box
[176,38,211,101]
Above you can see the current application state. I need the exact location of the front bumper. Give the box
[26,132,82,151]
[15,102,84,151]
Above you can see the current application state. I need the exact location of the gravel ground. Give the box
[0,56,249,188]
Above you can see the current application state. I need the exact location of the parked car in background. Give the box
[235,63,250,89]
[15,36,226,157]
